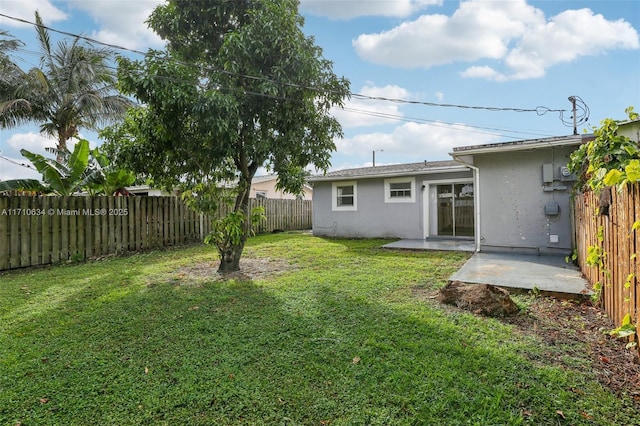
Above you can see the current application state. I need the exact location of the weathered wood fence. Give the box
[574,185,639,345]
[0,196,311,270]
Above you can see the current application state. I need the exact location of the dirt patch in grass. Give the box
[413,285,640,406]
[507,297,640,407]
[412,286,640,408]
[168,257,297,285]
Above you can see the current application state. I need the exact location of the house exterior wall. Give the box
[619,120,640,142]
[473,145,576,255]
[312,170,472,238]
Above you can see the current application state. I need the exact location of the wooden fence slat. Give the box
[0,197,9,270]
[84,197,93,259]
[30,198,40,266]
[19,197,30,267]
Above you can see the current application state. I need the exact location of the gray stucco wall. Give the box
[474,146,576,255]
[312,171,472,239]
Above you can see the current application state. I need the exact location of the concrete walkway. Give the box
[383,239,591,297]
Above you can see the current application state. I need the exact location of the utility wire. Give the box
[341,107,556,139]
[0,154,36,170]
[5,42,564,141]
[0,12,570,116]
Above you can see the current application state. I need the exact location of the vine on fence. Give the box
[568,106,639,349]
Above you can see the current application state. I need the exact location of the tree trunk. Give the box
[218,246,242,273]
[216,169,254,274]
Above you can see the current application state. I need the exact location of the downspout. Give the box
[453,156,481,252]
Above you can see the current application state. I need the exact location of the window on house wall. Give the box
[384,177,415,203]
[332,181,357,211]
[255,191,267,199]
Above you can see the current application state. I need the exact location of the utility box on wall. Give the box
[560,166,576,182]
[544,201,559,216]
[542,163,554,183]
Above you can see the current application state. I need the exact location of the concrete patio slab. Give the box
[383,239,591,297]
[450,252,591,297]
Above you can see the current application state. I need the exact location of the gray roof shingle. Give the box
[308,160,466,181]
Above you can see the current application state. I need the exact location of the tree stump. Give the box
[438,281,519,317]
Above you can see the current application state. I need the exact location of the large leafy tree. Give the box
[104,0,350,273]
[0,12,133,157]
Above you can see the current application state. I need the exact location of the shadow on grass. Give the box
[2,256,636,426]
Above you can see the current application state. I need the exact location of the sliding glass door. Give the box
[436,183,474,237]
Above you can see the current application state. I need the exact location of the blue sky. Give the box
[1,0,638,181]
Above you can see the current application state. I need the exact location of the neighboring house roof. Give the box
[251,174,313,190]
[251,175,279,184]
[451,134,593,156]
[308,160,467,182]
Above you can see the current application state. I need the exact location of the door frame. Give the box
[422,178,475,240]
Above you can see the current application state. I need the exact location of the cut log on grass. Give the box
[438,281,519,317]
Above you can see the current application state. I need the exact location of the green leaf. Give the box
[624,159,640,183]
[603,169,623,186]
[20,149,67,194]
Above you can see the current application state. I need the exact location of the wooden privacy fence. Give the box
[0,196,311,271]
[574,185,639,345]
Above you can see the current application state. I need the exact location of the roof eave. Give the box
[308,165,470,182]
[451,135,591,157]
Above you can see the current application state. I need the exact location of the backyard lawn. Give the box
[1,233,637,425]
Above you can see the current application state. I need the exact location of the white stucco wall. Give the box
[311,170,473,239]
[474,146,576,255]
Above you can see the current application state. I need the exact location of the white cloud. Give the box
[70,1,164,51]
[0,132,97,180]
[300,0,441,20]
[0,156,40,181]
[332,83,412,128]
[0,0,67,27]
[353,0,639,81]
[335,121,497,163]
[498,8,640,81]
[5,132,56,154]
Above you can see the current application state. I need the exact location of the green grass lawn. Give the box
[0,233,636,425]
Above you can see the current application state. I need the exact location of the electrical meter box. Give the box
[544,201,559,216]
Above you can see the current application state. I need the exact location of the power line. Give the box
[0,154,36,170]
[341,107,556,139]
[0,12,571,116]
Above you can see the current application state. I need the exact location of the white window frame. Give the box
[332,181,357,211]
[384,177,415,203]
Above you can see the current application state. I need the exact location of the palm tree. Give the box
[0,12,133,157]
[0,30,24,108]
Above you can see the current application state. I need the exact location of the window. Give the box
[332,181,357,211]
[255,191,267,199]
[384,177,415,203]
